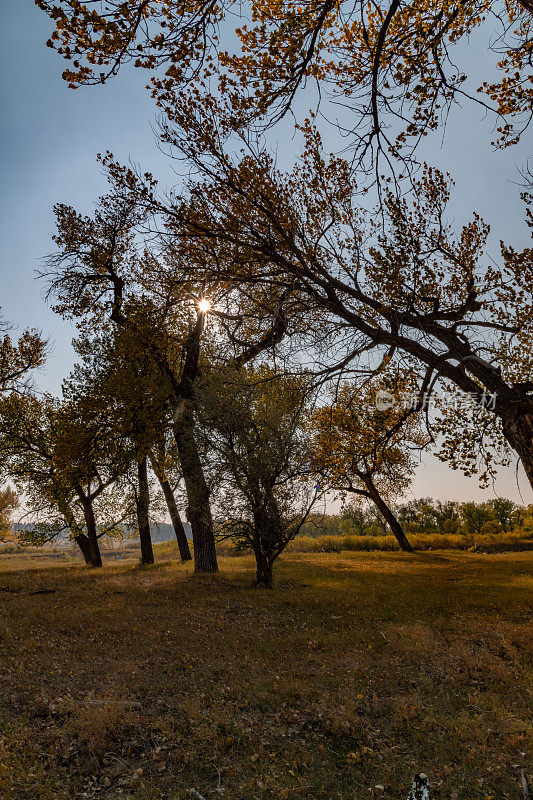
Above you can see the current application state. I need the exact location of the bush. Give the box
[480,520,503,536]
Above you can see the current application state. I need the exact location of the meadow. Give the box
[0,550,531,800]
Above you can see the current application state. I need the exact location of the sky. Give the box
[1,0,531,505]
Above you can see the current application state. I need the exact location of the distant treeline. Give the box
[14,499,531,549]
[14,521,192,546]
[298,498,533,539]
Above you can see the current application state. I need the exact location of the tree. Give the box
[201,366,318,588]
[40,191,219,571]
[0,394,107,562]
[41,189,293,572]
[396,497,461,534]
[486,498,518,532]
[132,455,154,564]
[459,501,495,536]
[0,486,18,543]
[36,0,533,174]
[35,0,533,502]
[480,519,503,535]
[149,437,192,562]
[103,122,533,490]
[311,373,428,552]
[339,504,369,537]
[51,394,131,566]
[64,327,178,565]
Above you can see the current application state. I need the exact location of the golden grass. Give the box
[288,531,533,553]
[0,551,531,799]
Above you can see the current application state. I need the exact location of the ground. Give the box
[0,551,531,800]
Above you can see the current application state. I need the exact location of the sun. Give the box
[198,298,211,313]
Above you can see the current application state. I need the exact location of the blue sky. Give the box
[1,1,531,503]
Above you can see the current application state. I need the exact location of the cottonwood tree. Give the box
[200,365,318,587]
[40,192,219,571]
[458,501,497,535]
[487,498,518,531]
[41,189,295,571]
[67,328,193,563]
[396,497,462,534]
[0,394,105,561]
[50,393,131,566]
[64,328,178,565]
[36,0,533,505]
[103,121,533,491]
[149,434,192,562]
[310,373,426,551]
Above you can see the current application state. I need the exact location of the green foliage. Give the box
[304,498,529,539]
[459,501,497,536]
[200,365,317,584]
[480,520,503,536]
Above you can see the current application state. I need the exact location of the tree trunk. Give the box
[74,532,92,564]
[502,407,533,490]
[157,474,192,562]
[365,480,413,553]
[136,456,154,565]
[76,489,102,567]
[59,500,91,564]
[253,546,274,589]
[173,406,218,573]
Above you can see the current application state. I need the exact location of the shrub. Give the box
[480,520,503,536]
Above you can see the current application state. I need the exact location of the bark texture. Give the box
[173,405,218,572]
[157,474,192,562]
[76,489,102,567]
[74,532,92,564]
[253,545,274,589]
[365,478,413,552]
[502,408,533,491]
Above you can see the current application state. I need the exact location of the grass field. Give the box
[0,551,531,800]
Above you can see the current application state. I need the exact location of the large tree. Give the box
[51,394,131,566]
[65,329,177,565]
[86,128,533,491]
[40,193,219,571]
[149,435,192,562]
[41,189,295,571]
[68,327,191,563]
[35,0,533,496]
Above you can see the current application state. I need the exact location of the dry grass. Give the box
[0,551,531,800]
[287,532,533,554]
